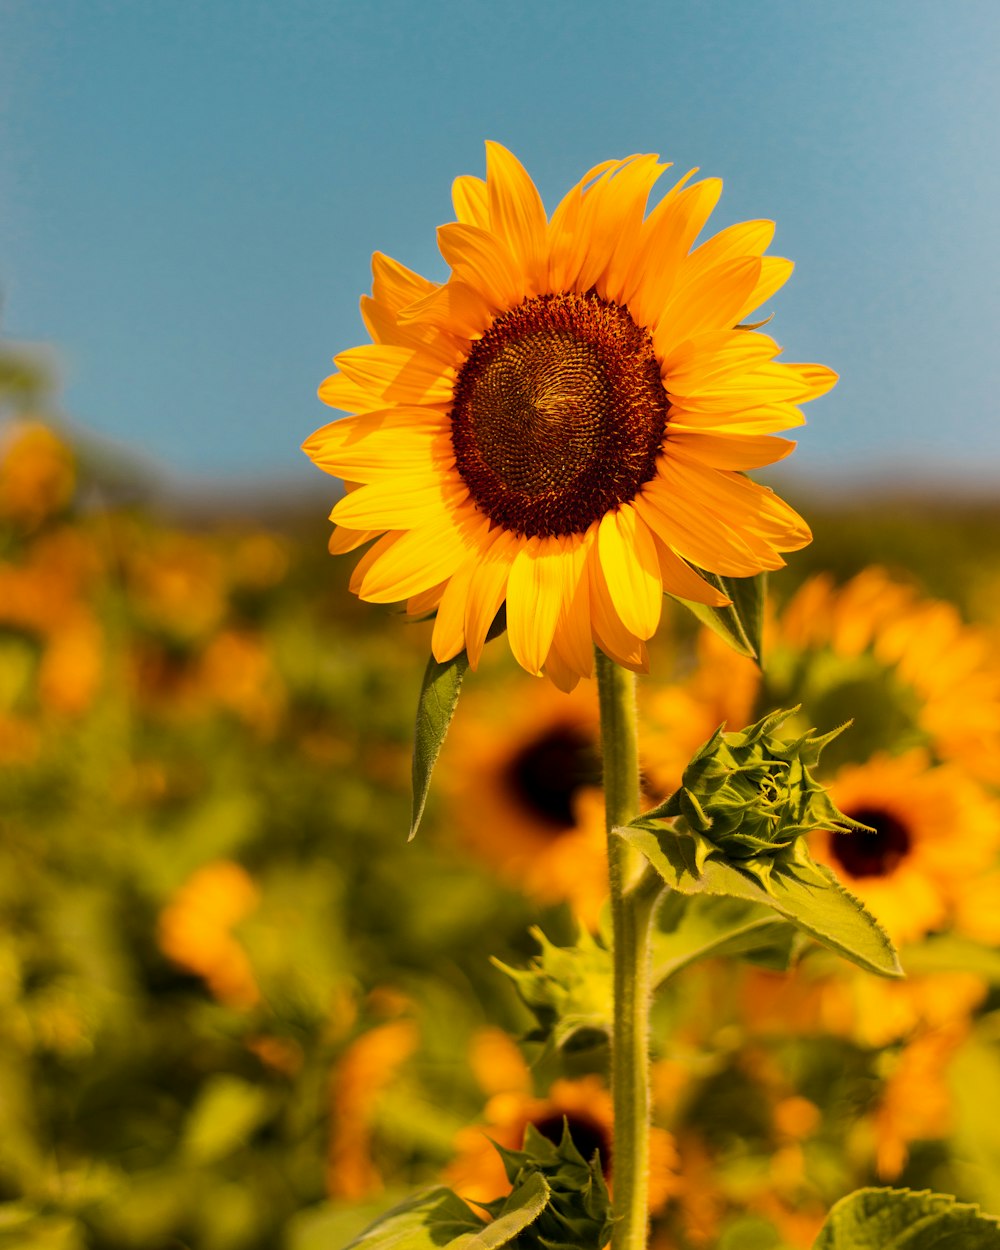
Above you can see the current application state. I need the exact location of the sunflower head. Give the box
[660,708,863,860]
[305,143,835,688]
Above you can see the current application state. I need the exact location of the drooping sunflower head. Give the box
[305,144,836,688]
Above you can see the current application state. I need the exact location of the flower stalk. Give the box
[595,649,661,1250]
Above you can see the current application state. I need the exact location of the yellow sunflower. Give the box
[810,749,1000,946]
[774,568,1000,781]
[446,1027,679,1212]
[304,144,834,688]
[440,679,609,926]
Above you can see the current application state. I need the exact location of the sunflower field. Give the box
[4,328,1000,1250]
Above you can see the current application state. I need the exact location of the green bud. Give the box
[658,707,867,862]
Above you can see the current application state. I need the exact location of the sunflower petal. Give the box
[436,222,526,312]
[587,540,649,672]
[465,529,519,668]
[506,537,571,676]
[485,141,548,292]
[398,280,494,340]
[359,508,489,603]
[597,505,663,640]
[452,175,490,228]
[664,429,796,471]
[334,345,456,406]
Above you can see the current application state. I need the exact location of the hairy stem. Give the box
[595,649,660,1250]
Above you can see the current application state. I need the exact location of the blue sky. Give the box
[1,0,998,493]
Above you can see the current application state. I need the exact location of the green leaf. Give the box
[410,650,468,840]
[616,824,901,978]
[813,1187,1000,1249]
[342,1187,484,1250]
[668,568,767,663]
[652,893,797,984]
[492,927,612,1050]
[410,610,505,839]
[463,1173,550,1250]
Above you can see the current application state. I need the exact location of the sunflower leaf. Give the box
[409,608,506,840]
[652,894,797,984]
[341,1186,485,1250]
[410,651,469,841]
[616,823,902,978]
[669,568,767,663]
[812,1186,1000,1249]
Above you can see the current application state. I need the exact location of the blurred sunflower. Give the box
[441,682,609,927]
[304,144,835,688]
[771,569,1000,780]
[810,750,1000,945]
[446,1028,678,1211]
[642,627,760,797]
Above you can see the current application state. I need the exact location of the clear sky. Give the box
[1,0,998,493]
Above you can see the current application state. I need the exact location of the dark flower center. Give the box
[533,1111,611,1173]
[830,806,912,878]
[450,293,668,538]
[503,724,601,829]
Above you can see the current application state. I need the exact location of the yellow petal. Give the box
[436,222,526,312]
[317,370,386,414]
[546,158,620,292]
[328,525,382,556]
[686,219,776,268]
[635,475,772,576]
[656,256,762,346]
[303,407,449,460]
[465,529,519,668]
[370,252,437,316]
[736,256,794,321]
[626,177,724,328]
[662,455,810,550]
[587,155,668,303]
[406,582,446,617]
[452,175,490,228]
[349,532,399,595]
[669,401,806,435]
[550,534,596,681]
[399,280,494,340]
[587,540,649,672]
[359,507,488,603]
[664,330,782,391]
[649,532,731,606]
[330,475,467,530]
[315,429,454,484]
[664,429,795,471]
[431,558,476,662]
[360,294,463,365]
[506,537,572,676]
[485,141,548,292]
[597,505,663,640]
[334,344,456,407]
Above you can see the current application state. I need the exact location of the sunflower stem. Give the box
[595,649,660,1250]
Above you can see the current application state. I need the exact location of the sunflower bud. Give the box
[659,707,865,861]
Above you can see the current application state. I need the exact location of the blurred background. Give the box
[3,3,1000,1249]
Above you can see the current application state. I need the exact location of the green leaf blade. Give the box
[668,568,767,663]
[813,1186,1000,1249]
[343,1187,484,1250]
[410,651,469,840]
[617,825,901,978]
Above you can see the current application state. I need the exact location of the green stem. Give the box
[595,649,661,1250]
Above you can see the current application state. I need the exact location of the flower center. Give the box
[503,724,601,830]
[830,806,912,878]
[450,293,668,538]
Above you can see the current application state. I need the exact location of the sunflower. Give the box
[446,1027,679,1211]
[440,679,609,926]
[809,749,1000,946]
[772,568,1000,781]
[304,145,834,688]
